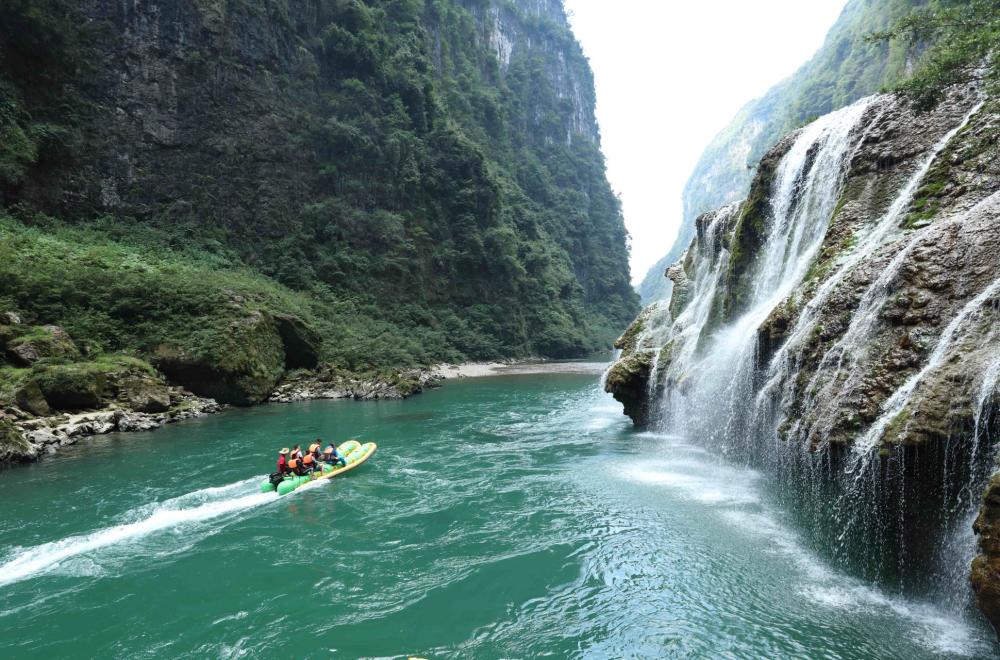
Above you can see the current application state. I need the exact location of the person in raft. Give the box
[303,454,323,474]
[290,444,304,461]
[324,443,347,467]
[276,448,291,475]
[289,457,310,477]
[308,441,324,463]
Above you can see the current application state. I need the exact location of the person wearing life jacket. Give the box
[290,457,309,477]
[323,443,347,467]
[290,444,303,461]
[276,448,291,475]
[302,453,320,475]
[308,441,323,463]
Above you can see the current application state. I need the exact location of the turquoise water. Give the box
[0,371,995,658]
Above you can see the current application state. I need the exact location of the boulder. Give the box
[603,350,654,427]
[29,363,108,410]
[273,313,322,369]
[0,312,21,325]
[24,429,60,447]
[154,310,285,405]
[113,410,162,433]
[14,381,51,417]
[5,325,80,367]
[118,376,171,413]
[0,417,36,464]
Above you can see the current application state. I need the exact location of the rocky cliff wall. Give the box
[607,84,1000,631]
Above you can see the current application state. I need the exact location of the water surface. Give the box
[0,372,994,657]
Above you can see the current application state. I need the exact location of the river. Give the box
[0,368,995,657]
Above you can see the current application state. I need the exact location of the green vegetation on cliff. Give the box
[0,0,638,397]
[872,0,1000,109]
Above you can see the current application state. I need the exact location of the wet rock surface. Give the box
[606,85,1000,627]
[5,389,223,464]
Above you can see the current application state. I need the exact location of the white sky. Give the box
[564,0,849,283]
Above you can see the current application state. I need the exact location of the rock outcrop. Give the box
[604,306,659,426]
[3,324,79,367]
[8,390,222,463]
[154,309,300,406]
[269,367,442,403]
[0,417,35,463]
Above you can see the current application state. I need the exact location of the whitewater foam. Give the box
[0,478,276,589]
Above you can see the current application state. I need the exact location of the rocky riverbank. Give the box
[0,366,445,467]
[1,355,582,466]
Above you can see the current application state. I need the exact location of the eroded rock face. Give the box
[154,310,285,406]
[973,475,1000,639]
[606,85,1000,626]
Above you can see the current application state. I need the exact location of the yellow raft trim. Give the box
[315,442,377,481]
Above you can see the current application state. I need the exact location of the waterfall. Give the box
[653,97,878,444]
[632,89,998,598]
[851,272,1000,462]
[762,101,987,449]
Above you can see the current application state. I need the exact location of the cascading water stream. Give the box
[635,89,999,614]
[654,97,878,444]
[849,259,1000,464]
[757,101,986,424]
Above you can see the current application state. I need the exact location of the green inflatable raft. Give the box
[260,440,378,496]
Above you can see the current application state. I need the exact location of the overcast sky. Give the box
[564,0,849,283]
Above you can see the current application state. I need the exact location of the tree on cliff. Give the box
[871,0,1000,109]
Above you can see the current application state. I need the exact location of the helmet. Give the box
[309,443,320,453]
[280,448,289,455]
[289,459,299,468]
[303,455,314,465]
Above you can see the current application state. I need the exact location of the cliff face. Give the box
[607,84,1000,629]
[0,0,638,407]
[636,0,928,306]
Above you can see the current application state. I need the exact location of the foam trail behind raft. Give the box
[0,478,273,588]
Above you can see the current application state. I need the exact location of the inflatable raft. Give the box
[260,440,377,496]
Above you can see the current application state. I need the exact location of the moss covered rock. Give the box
[0,417,36,463]
[14,380,51,416]
[117,376,171,413]
[29,362,109,410]
[5,325,79,367]
[155,310,285,406]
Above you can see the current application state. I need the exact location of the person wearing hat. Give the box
[276,448,291,475]
[290,444,303,461]
[323,442,346,468]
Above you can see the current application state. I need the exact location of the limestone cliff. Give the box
[607,84,1000,630]
[0,0,638,395]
